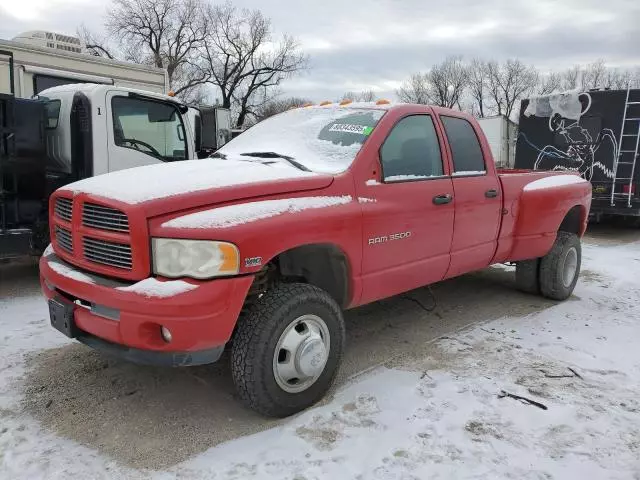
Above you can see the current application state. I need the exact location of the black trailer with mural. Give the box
[515,87,640,223]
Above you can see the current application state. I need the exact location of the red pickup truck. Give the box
[40,103,591,417]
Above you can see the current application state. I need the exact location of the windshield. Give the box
[217,107,386,173]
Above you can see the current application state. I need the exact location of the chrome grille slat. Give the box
[83,236,133,270]
[84,249,133,263]
[55,226,73,253]
[83,238,132,252]
[84,253,132,268]
[82,203,130,233]
[82,212,129,222]
[83,244,132,257]
[81,217,130,229]
[54,198,73,222]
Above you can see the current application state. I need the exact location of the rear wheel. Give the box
[539,232,581,301]
[231,283,345,417]
[515,259,540,294]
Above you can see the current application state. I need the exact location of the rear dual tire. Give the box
[515,232,581,301]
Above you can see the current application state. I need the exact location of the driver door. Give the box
[105,91,188,173]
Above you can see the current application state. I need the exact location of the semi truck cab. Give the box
[0,82,231,259]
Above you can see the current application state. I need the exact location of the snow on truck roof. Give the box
[38,84,177,104]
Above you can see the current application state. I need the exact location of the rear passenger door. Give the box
[440,115,502,278]
[357,114,454,304]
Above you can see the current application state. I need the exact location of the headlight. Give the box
[152,238,240,279]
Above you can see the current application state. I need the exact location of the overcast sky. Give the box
[1,0,639,101]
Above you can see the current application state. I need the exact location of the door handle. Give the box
[433,193,453,205]
[485,189,499,198]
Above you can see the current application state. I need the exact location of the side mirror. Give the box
[200,109,218,150]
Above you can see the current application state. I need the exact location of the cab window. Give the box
[441,116,486,174]
[380,115,444,182]
[44,99,61,129]
[111,96,187,162]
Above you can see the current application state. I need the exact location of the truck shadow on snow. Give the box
[22,266,558,470]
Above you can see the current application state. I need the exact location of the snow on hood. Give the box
[162,195,353,229]
[60,159,318,204]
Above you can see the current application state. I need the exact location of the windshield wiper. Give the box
[240,152,311,172]
[210,152,227,159]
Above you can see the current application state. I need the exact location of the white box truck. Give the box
[0,50,232,259]
[477,115,518,168]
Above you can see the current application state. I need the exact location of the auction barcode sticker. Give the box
[329,124,375,135]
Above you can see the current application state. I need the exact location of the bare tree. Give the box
[536,72,562,95]
[396,73,430,104]
[77,24,116,59]
[427,56,468,108]
[581,59,607,90]
[340,90,376,102]
[253,96,311,122]
[200,2,307,128]
[467,58,489,117]
[559,65,581,90]
[106,0,209,95]
[486,59,538,118]
[555,62,640,92]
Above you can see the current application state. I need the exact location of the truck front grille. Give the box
[55,226,73,253]
[83,237,132,270]
[82,203,130,233]
[54,197,73,222]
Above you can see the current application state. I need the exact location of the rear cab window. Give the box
[441,116,486,176]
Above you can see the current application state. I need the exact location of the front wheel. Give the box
[539,232,582,301]
[231,283,345,417]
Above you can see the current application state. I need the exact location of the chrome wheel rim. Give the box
[273,314,331,393]
[563,247,578,288]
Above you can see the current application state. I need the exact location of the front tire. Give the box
[231,283,346,417]
[539,232,581,300]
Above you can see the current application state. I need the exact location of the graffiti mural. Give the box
[517,91,618,181]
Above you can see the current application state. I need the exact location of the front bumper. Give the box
[40,253,254,366]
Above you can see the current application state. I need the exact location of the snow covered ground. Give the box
[1,232,639,479]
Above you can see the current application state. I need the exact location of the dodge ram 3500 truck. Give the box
[40,102,592,417]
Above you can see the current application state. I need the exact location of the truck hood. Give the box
[60,158,334,216]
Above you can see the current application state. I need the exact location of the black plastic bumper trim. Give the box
[75,333,225,367]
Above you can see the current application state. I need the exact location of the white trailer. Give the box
[477,115,518,168]
[0,31,168,98]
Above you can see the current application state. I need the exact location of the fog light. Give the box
[160,326,172,343]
